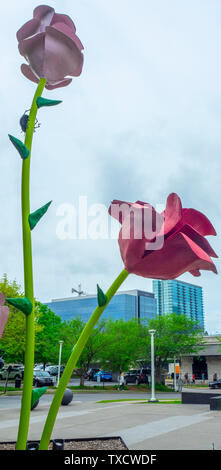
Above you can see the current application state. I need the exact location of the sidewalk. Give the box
[0,397,220,450]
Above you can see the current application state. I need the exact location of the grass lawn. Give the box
[68,383,175,392]
[96,398,182,404]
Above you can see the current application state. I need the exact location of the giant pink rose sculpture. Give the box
[109,193,218,279]
[17,4,84,89]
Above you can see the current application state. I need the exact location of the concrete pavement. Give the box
[0,394,220,450]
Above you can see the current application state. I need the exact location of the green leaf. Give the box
[36,97,62,108]
[29,201,52,231]
[31,387,47,409]
[8,134,29,160]
[97,284,108,307]
[6,297,33,316]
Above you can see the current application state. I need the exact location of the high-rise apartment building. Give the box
[152,279,204,330]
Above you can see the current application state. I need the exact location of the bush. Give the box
[155,383,173,392]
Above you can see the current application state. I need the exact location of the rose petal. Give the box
[189,269,201,277]
[127,231,217,279]
[19,33,46,79]
[163,193,183,236]
[33,5,55,27]
[51,13,77,33]
[42,26,84,81]
[119,227,147,270]
[0,293,5,307]
[17,18,40,41]
[182,208,216,236]
[21,64,73,90]
[179,224,218,258]
[45,78,72,89]
[109,200,152,224]
[21,63,39,84]
[0,306,9,338]
[52,22,84,50]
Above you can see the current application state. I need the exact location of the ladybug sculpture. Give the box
[20,110,40,133]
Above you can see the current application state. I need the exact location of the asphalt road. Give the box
[0,390,181,410]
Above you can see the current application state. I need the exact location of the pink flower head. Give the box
[17,5,84,90]
[109,193,218,280]
[0,293,9,338]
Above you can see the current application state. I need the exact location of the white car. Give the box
[0,365,23,380]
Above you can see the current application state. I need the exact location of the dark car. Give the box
[86,368,100,381]
[124,368,150,385]
[209,379,221,389]
[93,371,112,382]
[33,370,54,387]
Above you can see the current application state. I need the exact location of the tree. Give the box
[64,318,108,386]
[99,318,145,374]
[35,303,64,367]
[0,274,44,363]
[141,314,205,383]
[0,274,34,363]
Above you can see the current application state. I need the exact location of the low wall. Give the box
[182,391,221,405]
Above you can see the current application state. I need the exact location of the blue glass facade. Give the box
[45,290,157,324]
[153,279,204,329]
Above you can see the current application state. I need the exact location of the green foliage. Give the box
[0,277,205,381]
[64,318,108,384]
[34,303,63,365]
[99,318,145,373]
[0,275,26,362]
[0,275,42,362]
[141,313,205,382]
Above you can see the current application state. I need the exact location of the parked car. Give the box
[45,365,65,377]
[85,368,100,381]
[34,364,45,370]
[93,370,112,382]
[209,379,221,389]
[124,368,150,385]
[0,365,23,380]
[33,370,54,387]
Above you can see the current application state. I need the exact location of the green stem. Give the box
[39,268,129,450]
[16,78,46,450]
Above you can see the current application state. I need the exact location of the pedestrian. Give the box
[213,373,217,382]
[118,372,125,391]
[177,376,182,392]
[202,373,205,383]
[184,373,188,384]
[192,374,195,384]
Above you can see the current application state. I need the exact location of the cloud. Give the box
[0,0,220,333]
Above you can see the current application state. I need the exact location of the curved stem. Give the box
[39,268,129,450]
[16,78,46,450]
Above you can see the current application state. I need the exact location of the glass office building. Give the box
[45,289,157,324]
[152,279,204,329]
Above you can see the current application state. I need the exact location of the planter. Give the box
[0,436,128,451]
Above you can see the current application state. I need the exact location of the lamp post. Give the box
[57,340,63,387]
[148,329,158,402]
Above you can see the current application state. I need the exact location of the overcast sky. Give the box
[0,0,221,334]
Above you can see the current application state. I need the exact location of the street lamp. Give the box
[57,340,64,386]
[148,329,158,402]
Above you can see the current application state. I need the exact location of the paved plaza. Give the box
[0,393,220,450]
